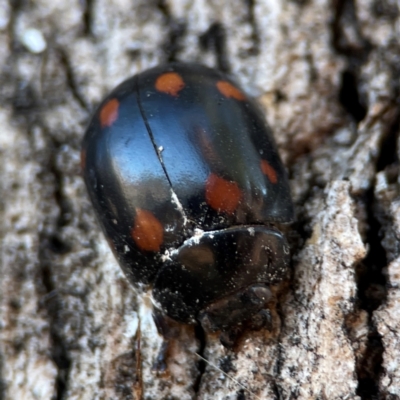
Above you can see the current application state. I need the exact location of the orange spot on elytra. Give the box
[100,98,119,128]
[205,173,242,215]
[155,72,185,96]
[260,160,278,184]
[216,81,245,101]
[80,149,86,172]
[131,209,164,252]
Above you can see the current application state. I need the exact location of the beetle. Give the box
[81,62,294,350]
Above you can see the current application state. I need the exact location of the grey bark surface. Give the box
[0,1,399,399]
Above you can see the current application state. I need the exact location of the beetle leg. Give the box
[248,309,273,331]
[219,325,243,348]
[152,339,170,374]
[151,309,181,374]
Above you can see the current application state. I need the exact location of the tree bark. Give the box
[1,0,399,399]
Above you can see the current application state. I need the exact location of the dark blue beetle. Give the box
[82,63,294,347]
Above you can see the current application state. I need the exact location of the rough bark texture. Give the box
[0,1,399,399]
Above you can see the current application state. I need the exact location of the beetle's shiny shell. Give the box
[82,63,293,324]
